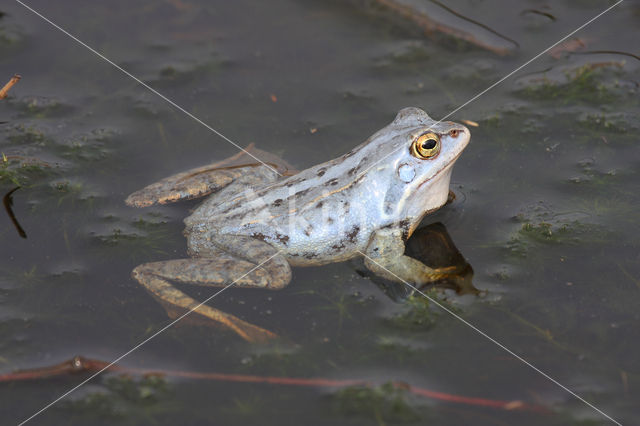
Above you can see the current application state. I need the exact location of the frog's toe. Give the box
[235,321,280,343]
[158,298,280,342]
[125,187,162,208]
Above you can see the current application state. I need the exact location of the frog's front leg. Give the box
[132,238,291,343]
[363,228,459,286]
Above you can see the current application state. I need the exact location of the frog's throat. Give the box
[398,160,454,227]
[412,144,463,199]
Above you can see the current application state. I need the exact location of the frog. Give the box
[125,107,470,342]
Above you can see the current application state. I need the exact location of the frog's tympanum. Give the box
[126,108,470,342]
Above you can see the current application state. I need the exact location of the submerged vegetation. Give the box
[62,375,173,424]
[91,215,176,261]
[503,201,614,258]
[0,155,51,187]
[516,62,633,105]
[387,290,458,331]
[332,382,421,423]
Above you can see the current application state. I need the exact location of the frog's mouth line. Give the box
[414,148,465,192]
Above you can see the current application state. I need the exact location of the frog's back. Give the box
[186,107,469,266]
[191,147,380,265]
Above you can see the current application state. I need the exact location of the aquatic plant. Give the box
[332,382,421,423]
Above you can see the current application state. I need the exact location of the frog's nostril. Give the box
[449,129,460,138]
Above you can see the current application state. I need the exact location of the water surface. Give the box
[1,0,638,424]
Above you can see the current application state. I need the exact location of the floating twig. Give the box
[549,38,587,59]
[460,119,479,127]
[3,187,27,238]
[428,0,519,48]
[521,9,556,22]
[578,50,640,62]
[372,0,517,55]
[0,355,549,413]
[0,74,21,99]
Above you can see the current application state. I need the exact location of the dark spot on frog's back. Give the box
[341,200,350,215]
[347,225,360,242]
[251,232,268,242]
[295,188,311,198]
[284,187,312,203]
[325,178,339,186]
[317,167,326,177]
[272,198,283,207]
[343,150,356,159]
[316,201,323,209]
[347,167,358,176]
[303,224,314,236]
[285,178,304,188]
[224,212,245,221]
[275,232,289,245]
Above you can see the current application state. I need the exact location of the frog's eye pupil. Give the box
[411,132,440,159]
[422,139,437,150]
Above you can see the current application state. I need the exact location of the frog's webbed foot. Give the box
[132,243,291,342]
[126,144,298,207]
[446,189,456,205]
[363,228,463,287]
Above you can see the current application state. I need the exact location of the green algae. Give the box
[62,375,175,425]
[387,290,459,331]
[332,382,421,423]
[516,63,631,105]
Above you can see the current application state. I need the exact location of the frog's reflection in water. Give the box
[355,222,477,302]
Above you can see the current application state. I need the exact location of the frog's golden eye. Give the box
[411,132,440,159]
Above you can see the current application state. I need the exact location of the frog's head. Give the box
[366,107,470,224]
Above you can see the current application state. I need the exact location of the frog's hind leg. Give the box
[132,246,291,342]
[126,144,297,208]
